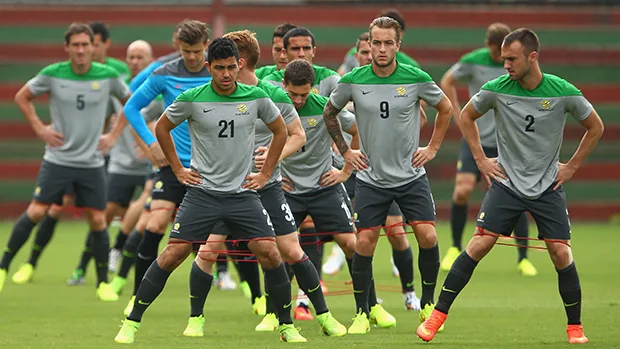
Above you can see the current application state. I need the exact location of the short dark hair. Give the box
[89,21,110,42]
[177,19,210,45]
[356,32,370,51]
[283,27,315,50]
[207,37,239,65]
[486,22,511,48]
[379,8,406,31]
[64,22,94,45]
[283,59,315,86]
[503,28,540,54]
[273,23,297,42]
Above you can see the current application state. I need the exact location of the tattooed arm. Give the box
[323,100,349,156]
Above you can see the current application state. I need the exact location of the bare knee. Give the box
[250,239,281,269]
[452,176,476,205]
[464,233,498,261]
[26,202,49,223]
[87,210,107,231]
[387,228,410,251]
[194,252,214,275]
[354,230,379,256]
[157,242,192,271]
[277,238,304,263]
[546,241,573,270]
[412,224,437,248]
[146,210,172,233]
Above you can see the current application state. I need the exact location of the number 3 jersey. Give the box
[27,61,130,168]
[329,63,445,188]
[471,73,593,199]
[165,82,280,194]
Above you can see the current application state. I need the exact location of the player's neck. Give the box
[238,70,259,86]
[184,59,206,73]
[371,60,397,77]
[212,81,238,96]
[70,61,92,75]
[518,66,544,91]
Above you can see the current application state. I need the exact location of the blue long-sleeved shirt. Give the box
[123,56,211,167]
[129,51,180,92]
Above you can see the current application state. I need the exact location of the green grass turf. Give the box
[2,62,618,84]
[0,221,618,348]
[1,25,619,47]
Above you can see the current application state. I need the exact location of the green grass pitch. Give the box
[0,221,618,348]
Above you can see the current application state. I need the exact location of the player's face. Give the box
[502,41,536,81]
[355,40,372,66]
[65,33,93,67]
[284,82,312,110]
[92,34,109,63]
[180,40,207,71]
[369,27,400,68]
[207,57,239,93]
[272,37,288,70]
[286,36,315,64]
[126,47,151,78]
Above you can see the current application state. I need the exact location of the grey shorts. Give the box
[33,160,107,210]
[151,166,186,207]
[171,187,275,243]
[354,175,436,229]
[457,138,498,181]
[345,173,402,218]
[211,181,297,237]
[285,185,355,239]
[477,181,571,240]
[106,173,146,207]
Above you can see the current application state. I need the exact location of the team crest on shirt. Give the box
[539,99,554,111]
[236,104,249,115]
[395,86,408,98]
[310,87,320,95]
[91,82,100,90]
[308,118,318,127]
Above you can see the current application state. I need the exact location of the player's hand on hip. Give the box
[553,162,576,190]
[320,168,350,187]
[37,125,64,148]
[254,146,269,171]
[98,133,116,154]
[281,177,294,193]
[343,149,368,172]
[411,146,437,168]
[149,143,169,168]
[244,172,269,190]
[477,157,507,187]
[174,167,202,186]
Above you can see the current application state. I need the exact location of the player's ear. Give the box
[238,57,246,70]
[105,38,111,50]
[205,61,211,73]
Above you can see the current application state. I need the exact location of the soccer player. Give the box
[262,26,341,317]
[325,31,423,311]
[281,59,397,334]
[325,17,453,333]
[117,19,213,315]
[440,23,538,277]
[103,40,164,295]
[338,8,419,76]
[255,23,297,80]
[262,27,340,97]
[181,30,346,338]
[417,28,603,345]
[114,37,305,344]
[90,21,131,81]
[0,23,131,301]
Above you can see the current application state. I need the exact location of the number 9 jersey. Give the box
[329,63,445,188]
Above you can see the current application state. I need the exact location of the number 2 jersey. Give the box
[329,63,444,188]
[471,73,593,199]
[27,61,130,168]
